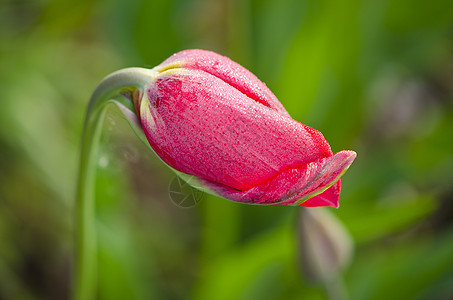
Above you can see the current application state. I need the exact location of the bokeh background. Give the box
[1,0,453,299]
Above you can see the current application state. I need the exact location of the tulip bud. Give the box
[134,49,356,207]
[297,207,353,283]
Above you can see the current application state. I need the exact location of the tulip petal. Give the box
[301,181,341,208]
[140,68,333,191]
[153,49,291,117]
[201,150,356,207]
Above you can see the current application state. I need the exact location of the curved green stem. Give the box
[73,68,156,300]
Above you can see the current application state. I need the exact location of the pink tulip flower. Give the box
[135,49,356,208]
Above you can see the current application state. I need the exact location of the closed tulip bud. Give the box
[132,49,356,207]
[297,207,353,283]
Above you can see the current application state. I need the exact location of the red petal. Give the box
[154,49,291,117]
[141,69,333,191]
[201,151,356,207]
[301,180,341,208]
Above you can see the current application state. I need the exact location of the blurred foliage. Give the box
[1,0,453,299]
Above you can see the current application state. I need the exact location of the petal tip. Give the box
[340,150,357,164]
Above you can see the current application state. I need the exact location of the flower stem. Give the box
[73,68,156,300]
[324,275,349,300]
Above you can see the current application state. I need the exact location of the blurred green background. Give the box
[1,0,453,299]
